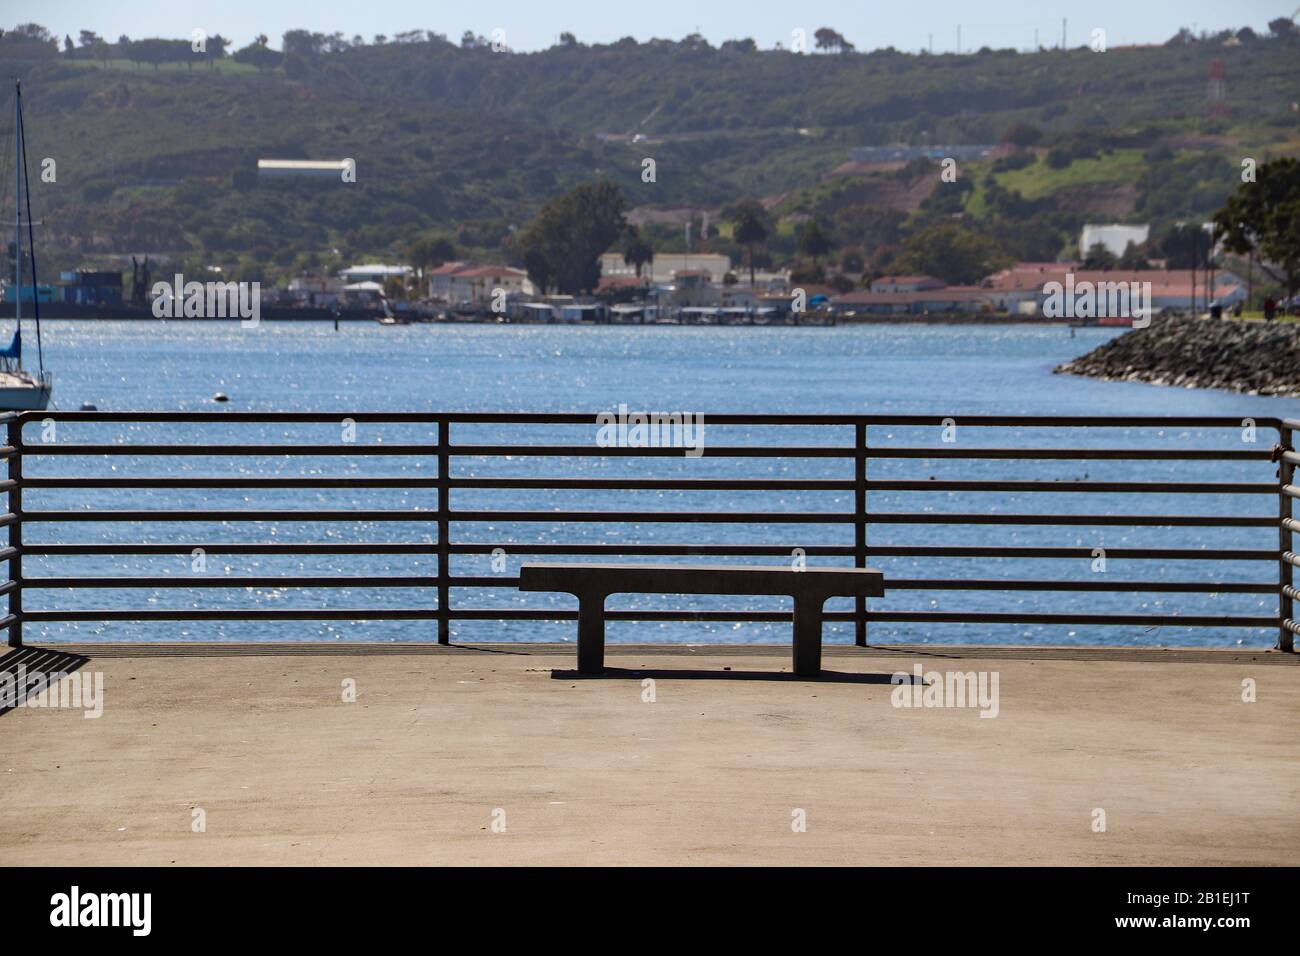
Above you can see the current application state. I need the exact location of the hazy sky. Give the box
[4,0,1291,53]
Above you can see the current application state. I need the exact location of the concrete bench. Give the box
[518,563,885,676]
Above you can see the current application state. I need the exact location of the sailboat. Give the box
[0,80,52,411]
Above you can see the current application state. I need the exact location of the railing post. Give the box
[7,417,21,648]
[1279,424,1294,653]
[437,417,450,645]
[854,421,867,647]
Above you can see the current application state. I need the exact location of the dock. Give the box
[2,643,1296,866]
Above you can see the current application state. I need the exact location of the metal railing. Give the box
[1,410,1294,651]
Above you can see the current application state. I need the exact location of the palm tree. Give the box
[731,199,769,287]
[622,228,655,279]
[796,219,832,268]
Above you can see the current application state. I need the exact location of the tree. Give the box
[1045,147,1072,169]
[730,199,769,286]
[1082,242,1118,270]
[1268,18,1299,40]
[408,234,457,279]
[283,29,326,57]
[233,39,283,70]
[796,219,832,267]
[814,28,853,53]
[1002,122,1042,148]
[203,34,231,67]
[1117,241,1149,270]
[1214,157,1300,301]
[518,181,628,295]
[622,227,654,279]
[889,222,1009,285]
[12,23,55,44]
[1154,223,1210,269]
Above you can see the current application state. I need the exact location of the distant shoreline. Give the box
[12,313,1114,328]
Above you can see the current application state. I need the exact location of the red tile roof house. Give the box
[427,262,533,306]
[980,264,1245,316]
[830,285,995,316]
[869,275,947,294]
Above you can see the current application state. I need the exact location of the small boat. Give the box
[0,80,51,411]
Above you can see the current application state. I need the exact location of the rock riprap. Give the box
[1055,315,1300,396]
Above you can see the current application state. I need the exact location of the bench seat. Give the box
[518,562,885,676]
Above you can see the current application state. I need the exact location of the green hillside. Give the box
[1,23,1297,283]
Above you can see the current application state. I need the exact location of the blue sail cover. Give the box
[0,328,19,360]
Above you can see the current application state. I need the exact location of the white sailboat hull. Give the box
[0,374,51,410]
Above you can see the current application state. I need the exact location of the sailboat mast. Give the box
[13,81,20,329]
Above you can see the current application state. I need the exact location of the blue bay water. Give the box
[21,319,1300,647]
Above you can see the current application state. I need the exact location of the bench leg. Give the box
[576,592,606,675]
[791,595,825,677]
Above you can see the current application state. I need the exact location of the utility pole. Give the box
[1062,18,1067,49]
[956,25,961,54]
[1248,250,1254,313]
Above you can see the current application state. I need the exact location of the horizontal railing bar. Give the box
[11,476,1277,494]
[447,510,1276,527]
[1283,552,1300,570]
[0,580,16,597]
[453,445,852,458]
[0,613,15,630]
[1282,451,1300,467]
[1284,619,1300,635]
[435,609,1272,626]
[440,477,1272,493]
[1284,484,1300,500]
[24,543,441,555]
[874,578,1275,593]
[864,513,1273,527]
[0,546,17,562]
[19,608,1274,627]
[863,448,1272,461]
[24,577,440,588]
[448,477,856,490]
[24,510,436,522]
[866,546,1274,560]
[1284,517,1300,534]
[462,546,857,554]
[23,609,442,621]
[451,446,1272,461]
[22,477,443,489]
[1284,585,1300,601]
[17,411,1283,428]
[19,445,439,457]
[25,510,1267,526]
[14,445,1274,462]
[14,543,1274,560]
[864,480,1273,493]
[447,543,1277,560]
[452,510,841,523]
[456,544,858,555]
[860,611,1275,626]
[436,576,1275,593]
[16,411,457,421]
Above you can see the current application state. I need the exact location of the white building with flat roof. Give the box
[338,264,413,284]
[1080,223,1150,258]
[258,159,353,179]
[599,252,732,286]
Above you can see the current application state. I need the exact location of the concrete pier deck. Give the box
[1,643,1296,866]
